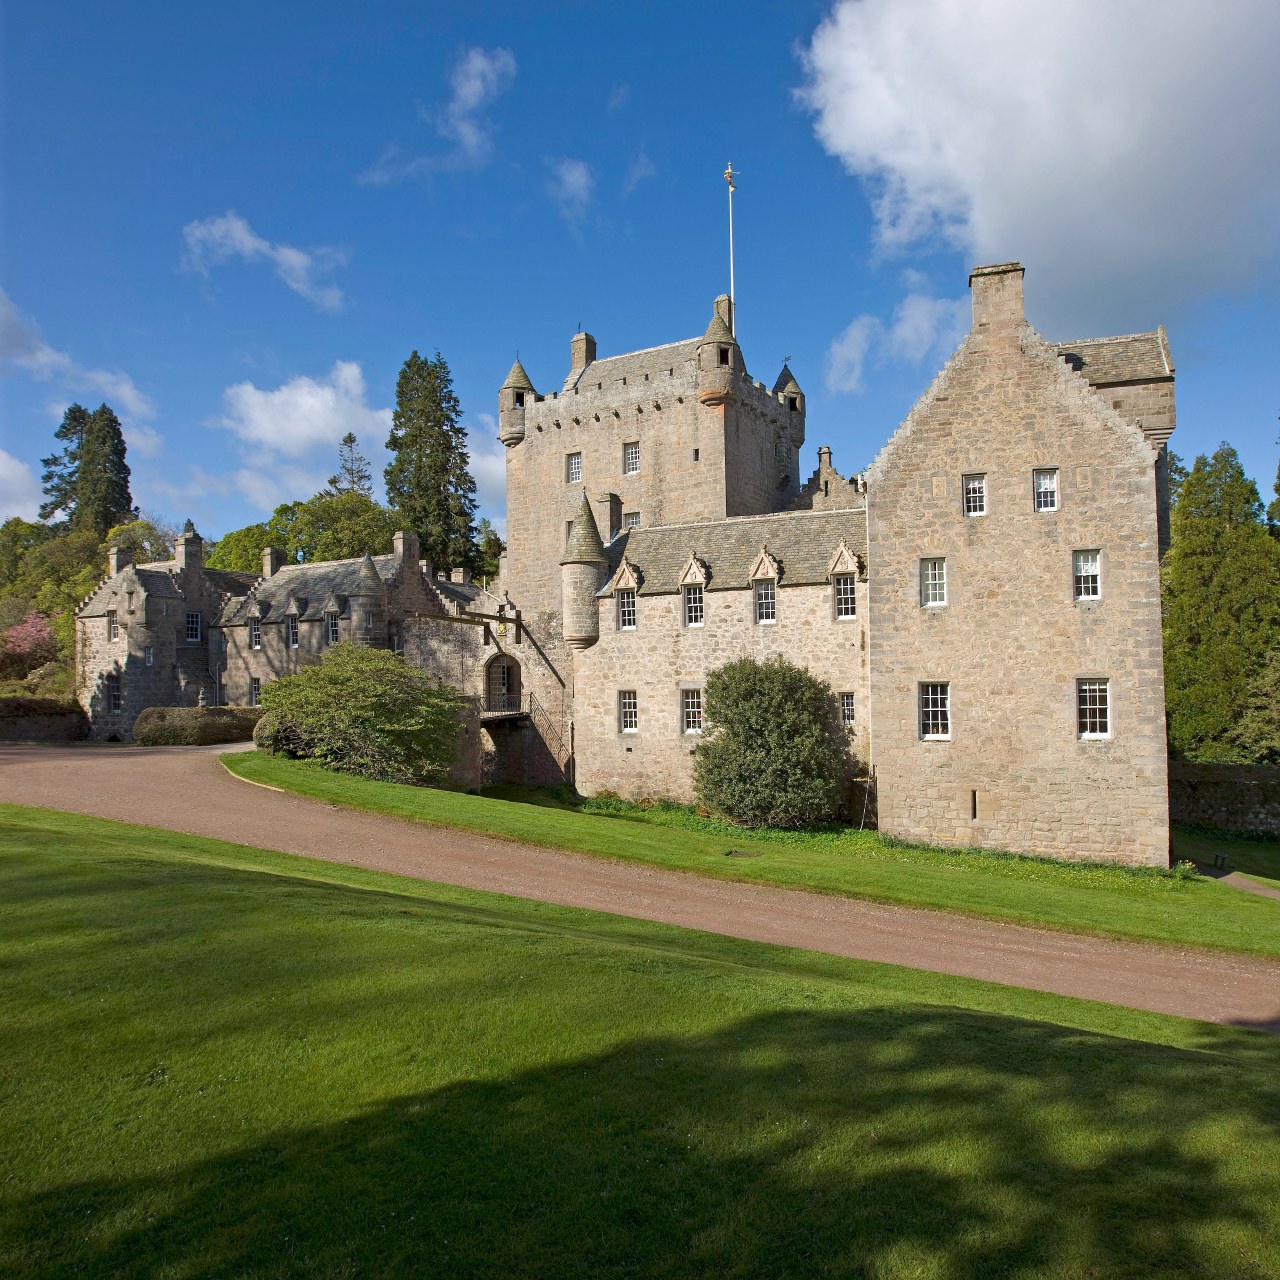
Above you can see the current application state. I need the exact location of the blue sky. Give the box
[3,0,1278,538]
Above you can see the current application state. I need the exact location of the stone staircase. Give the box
[176,647,218,705]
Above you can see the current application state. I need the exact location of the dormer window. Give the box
[718,347,730,367]
[326,612,339,645]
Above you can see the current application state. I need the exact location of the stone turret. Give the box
[349,553,386,645]
[697,298,744,404]
[498,358,536,447]
[559,490,607,650]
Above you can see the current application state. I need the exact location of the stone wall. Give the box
[866,263,1170,867]
[0,709,88,741]
[1169,760,1280,837]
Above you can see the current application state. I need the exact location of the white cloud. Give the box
[360,47,516,184]
[182,212,347,313]
[608,85,630,111]
[826,293,967,393]
[467,412,507,533]
[623,146,657,196]
[546,158,595,224]
[799,0,1280,331]
[233,463,331,514]
[0,288,155,420]
[0,448,41,521]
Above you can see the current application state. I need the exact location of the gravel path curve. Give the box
[3,742,1279,1032]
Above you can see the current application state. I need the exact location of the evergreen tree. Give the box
[75,405,133,537]
[325,432,373,498]
[1268,428,1280,537]
[1227,644,1280,764]
[384,351,478,571]
[1166,449,1189,509]
[39,403,91,522]
[475,517,505,580]
[1162,443,1280,760]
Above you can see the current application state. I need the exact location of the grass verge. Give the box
[223,752,1280,959]
[2,805,1279,1278]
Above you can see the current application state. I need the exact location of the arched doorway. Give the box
[486,655,521,713]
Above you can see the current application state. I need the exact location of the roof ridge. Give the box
[1052,330,1161,347]
[630,507,867,537]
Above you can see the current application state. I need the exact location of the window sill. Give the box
[755,618,777,626]
[1079,733,1111,741]
[920,735,951,742]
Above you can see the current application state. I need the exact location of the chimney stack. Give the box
[262,547,285,578]
[107,545,131,576]
[393,530,419,568]
[173,520,203,572]
[969,262,1026,335]
[569,330,596,378]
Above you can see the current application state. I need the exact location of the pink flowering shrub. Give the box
[0,612,59,678]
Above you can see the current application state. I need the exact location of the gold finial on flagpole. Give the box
[724,163,738,336]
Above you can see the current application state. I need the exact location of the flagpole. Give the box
[724,162,737,336]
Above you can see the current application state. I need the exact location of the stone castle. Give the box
[76,262,1176,865]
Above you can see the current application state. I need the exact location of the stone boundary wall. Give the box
[1168,760,1280,837]
[0,710,88,742]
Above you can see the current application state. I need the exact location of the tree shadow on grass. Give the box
[5,1007,1279,1280]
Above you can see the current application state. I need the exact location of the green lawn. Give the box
[224,752,1280,959]
[2,806,1278,1278]
[1168,826,1280,887]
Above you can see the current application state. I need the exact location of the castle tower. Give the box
[498,359,536,447]
[349,553,386,645]
[559,490,606,650]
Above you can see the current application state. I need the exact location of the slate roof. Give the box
[77,563,256,617]
[562,337,702,392]
[561,491,607,565]
[502,358,535,392]
[219,554,399,625]
[603,509,868,596]
[1052,329,1173,385]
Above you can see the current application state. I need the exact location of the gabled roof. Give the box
[220,553,402,625]
[1052,329,1173,385]
[600,508,869,596]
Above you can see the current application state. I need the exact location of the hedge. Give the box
[132,706,266,747]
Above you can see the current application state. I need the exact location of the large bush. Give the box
[259,643,463,784]
[693,656,851,829]
[132,706,264,746]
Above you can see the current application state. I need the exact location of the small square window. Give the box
[919,682,950,740]
[839,692,856,727]
[107,610,119,641]
[682,688,703,734]
[250,676,261,707]
[1034,469,1058,512]
[617,588,636,630]
[623,441,640,475]
[834,575,857,619]
[326,612,339,645]
[144,645,153,667]
[1073,550,1101,600]
[619,690,638,733]
[963,474,986,516]
[185,612,201,642]
[623,512,640,530]
[1077,679,1110,738]
[286,615,299,648]
[684,584,704,627]
[249,617,262,649]
[920,558,947,607]
[754,579,776,624]
[693,448,700,462]
[108,674,122,713]
[567,452,582,484]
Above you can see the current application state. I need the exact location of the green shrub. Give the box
[252,710,304,756]
[693,656,853,829]
[0,695,82,718]
[132,706,264,746]
[259,643,463,785]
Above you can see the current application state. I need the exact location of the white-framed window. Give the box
[682,688,703,734]
[144,645,153,667]
[920,557,947,607]
[364,609,373,631]
[325,612,339,645]
[683,584,704,627]
[617,588,636,630]
[623,512,640,530]
[839,692,856,727]
[963,474,986,516]
[249,617,262,649]
[754,579,776,624]
[249,676,261,707]
[107,610,119,641]
[1073,550,1101,601]
[286,615,299,648]
[1034,468,1058,512]
[1077,678,1110,738]
[623,441,640,475]
[919,682,950,740]
[566,452,582,484]
[185,611,201,642]
[834,575,857,619]
[619,690,638,733]
[108,674,122,713]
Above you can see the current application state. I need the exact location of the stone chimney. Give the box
[173,520,203,572]
[450,567,471,584]
[817,445,833,470]
[713,293,734,335]
[969,262,1026,334]
[599,491,622,541]
[107,545,131,576]
[570,330,597,378]
[262,547,285,578]
[393,530,419,568]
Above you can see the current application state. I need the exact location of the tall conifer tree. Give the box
[325,432,373,498]
[1163,443,1280,760]
[384,350,478,571]
[39,403,91,522]
[76,404,134,537]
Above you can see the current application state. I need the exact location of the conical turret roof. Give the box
[356,552,384,593]
[502,358,536,392]
[773,363,802,396]
[559,491,607,566]
[701,311,735,345]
